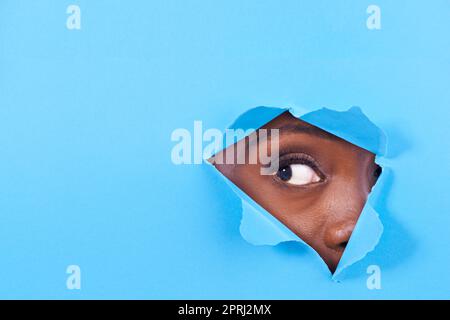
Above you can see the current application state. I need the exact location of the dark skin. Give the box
[212,111,381,273]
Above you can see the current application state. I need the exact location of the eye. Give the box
[276,163,321,185]
[373,164,382,179]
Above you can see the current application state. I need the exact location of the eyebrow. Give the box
[278,123,339,141]
[241,121,340,152]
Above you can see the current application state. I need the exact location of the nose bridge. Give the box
[342,182,367,218]
[322,176,369,249]
[329,174,368,218]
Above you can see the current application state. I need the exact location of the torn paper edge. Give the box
[206,105,388,280]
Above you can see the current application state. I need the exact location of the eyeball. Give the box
[276,164,321,185]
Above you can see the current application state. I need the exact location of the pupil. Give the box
[278,166,292,181]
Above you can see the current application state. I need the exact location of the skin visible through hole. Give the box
[212,111,381,273]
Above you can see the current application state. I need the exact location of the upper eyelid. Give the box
[278,153,318,164]
[278,153,325,173]
[266,152,328,181]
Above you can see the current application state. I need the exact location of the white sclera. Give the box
[287,164,320,185]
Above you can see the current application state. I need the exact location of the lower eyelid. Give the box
[271,175,326,189]
[271,169,327,189]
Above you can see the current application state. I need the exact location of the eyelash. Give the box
[267,152,381,188]
[274,153,326,182]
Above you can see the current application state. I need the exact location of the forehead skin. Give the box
[213,111,377,272]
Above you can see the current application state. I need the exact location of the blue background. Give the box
[0,0,449,298]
